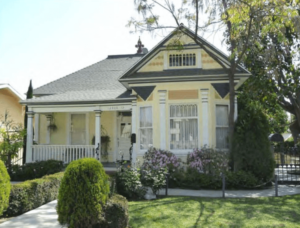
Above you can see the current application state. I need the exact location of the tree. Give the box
[23,80,33,164]
[242,14,300,144]
[128,0,299,153]
[0,111,26,174]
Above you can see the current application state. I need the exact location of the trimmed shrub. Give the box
[10,160,64,181]
[232,102,275,182]
[96,194,129,228]
[0,160,11,216]
[4,172,64,216]
[225,171,261,189]
[57,158,109,228]
[116,168,146,200]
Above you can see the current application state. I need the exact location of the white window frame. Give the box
[138,105,153,152]
[215,104,229,150]
[168,103,200,152]
[67,113,89,145]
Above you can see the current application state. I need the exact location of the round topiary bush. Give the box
[57,158,109,228]
[0,160,11,216]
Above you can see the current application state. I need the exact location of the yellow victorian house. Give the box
[21,28,250,167]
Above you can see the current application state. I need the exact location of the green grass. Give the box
[129,195,300,228]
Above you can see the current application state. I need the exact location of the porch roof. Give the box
[21,54,143,105]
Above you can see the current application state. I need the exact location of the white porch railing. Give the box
[32,145,96,164]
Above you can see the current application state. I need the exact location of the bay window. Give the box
[139,106,153,150]
[170,104,198,150]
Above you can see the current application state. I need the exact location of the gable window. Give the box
[169,54,196,67]
[216,105,229,149]
[170,104,198,150]
[139,106,153,150]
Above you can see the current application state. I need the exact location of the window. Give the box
[70,114,86,145]
[216,105,229,149]
[169,53,196,67]
[139,106,153,150]
[170,104,198,150]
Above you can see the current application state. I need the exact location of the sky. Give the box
[0,0,226,96]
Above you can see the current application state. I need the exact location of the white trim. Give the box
[113,111,118,162]
[34,114,39,143]
[131,101,137,164]
[158,91,167,149]
[168,103,199,151]
[0,84,25,100]
[234,96,238,121]
[26,112,34,163]
[45,114,52,145]
[201,89,209,146]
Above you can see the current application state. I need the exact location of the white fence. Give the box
[32,145,96,164]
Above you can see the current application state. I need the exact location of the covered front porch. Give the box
[25,102,138,165]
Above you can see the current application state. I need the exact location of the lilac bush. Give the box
[142,147,180,171]
[187,147,230,175]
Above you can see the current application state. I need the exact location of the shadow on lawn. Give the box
[129,195,300,228]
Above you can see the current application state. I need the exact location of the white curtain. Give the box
[170,104,198,149]
[71,114,86,145]
[216,105,229,149]
[140,107,153,149]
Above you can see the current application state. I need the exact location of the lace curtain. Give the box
[140,106,153,149]
[170,104,198,149]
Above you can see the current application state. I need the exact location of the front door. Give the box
[118,115,132,161]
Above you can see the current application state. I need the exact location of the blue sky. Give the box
[0,0,226,95]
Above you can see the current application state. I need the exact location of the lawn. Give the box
[129,195,300,228]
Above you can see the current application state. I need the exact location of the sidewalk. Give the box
[1,185,300,228]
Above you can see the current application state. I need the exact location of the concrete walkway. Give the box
[1,185,300,228]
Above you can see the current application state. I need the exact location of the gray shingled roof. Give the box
[23,55,143,104]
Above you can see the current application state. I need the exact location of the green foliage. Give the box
[4,172,63,216]
[225,171,261,189]
[116,167,146,200]
[57,158,109,228]
[232,101,275,182]
[10,160,64,181]
[96,194,129,228]
[0,111,25,173]
[141,167,166,195]
[0,160,11,216]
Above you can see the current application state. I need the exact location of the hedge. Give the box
[4,172,64,216]
[96,194,129,228]
[0,160,11,216]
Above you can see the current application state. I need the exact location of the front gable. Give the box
[119,27,249,88]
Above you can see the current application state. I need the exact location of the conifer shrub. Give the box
[232,102,275,182]
[57,158,109,228]
[0,160,11,216]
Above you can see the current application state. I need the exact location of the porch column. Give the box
[131,101,137,165]
[234,95,238,121]
[158,90,167,150]
[34,113,39,143]
[45,114,52,144]
[201,89,209,146]
[26,112,34,163]
[95,110,102,161]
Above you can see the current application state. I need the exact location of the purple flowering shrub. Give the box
[142,147,180,172]
[187,148,229,175]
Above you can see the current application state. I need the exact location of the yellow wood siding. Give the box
[168,90,198,100]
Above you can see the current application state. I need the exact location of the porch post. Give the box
[158,90,167,150]
[45,114,52,144]
[201,89,209,146]
[95,110,102,161]
[26,112,34,163]
[234,96,238,121]
[131,101,137,164]
[34,113,39,143]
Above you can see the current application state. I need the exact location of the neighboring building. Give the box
[21,28,250,165]
[0,83,24,125]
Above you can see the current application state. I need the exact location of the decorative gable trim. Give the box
[132,86,156,101]
[212,83,237,98]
